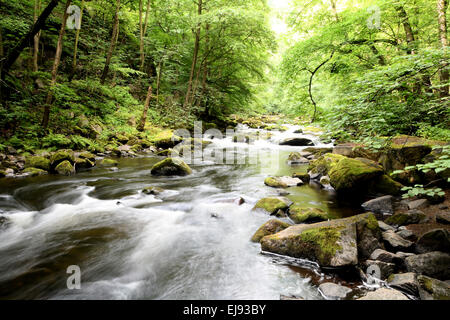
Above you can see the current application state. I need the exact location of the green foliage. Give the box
[401,185,445,200]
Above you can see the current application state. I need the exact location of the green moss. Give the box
[253,198,290,215]
[251,219,291,243]
[99,158,118,167]
[150,157,192,176]
[79,151,96,161]
[297,227,343,265]
[308,153,344,175]
[55,160,74,176]
[374,174,403,195]
[50,149,75,167]
[365,213,380,231]
[25,156,51,171]
[23,167,48,176]
[264,177,287,188]
[289,206,329,224]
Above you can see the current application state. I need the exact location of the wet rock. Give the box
[287,152,309,165]
[319,175,331,186]
[318,282,352,300]
[264,176,303,188]
[378,220,396,232]
[385,210,427,227]
[22,167,48,177]
[387,273,419,296]
[153,131,183,149]
[74,158,95,170]
[405,251,450,280]
[98,158,118,167]
[292,172,310,183]
[382,230,414,252]
[407,199,429,210]
[251,219,292,243]
[369,249,399,264]
[396,229,417,242]
[0,216,10,229]
[279,137,314,147]
[118,145,132,152]
[288,206,330,224]
[156,148,179,157]
[252,197,292,215]
[142,186,164,195]
[151,158,192,176]
[415,229,450,254]
[261,213,379,268]
[357,287,408,300]
[50,149,75,168]
[79,151,96,162]
[436,212,450,225]
[417,275,450,300]
[362,196,394,215]
[364,260,396,280]
[25,156,51,171]
[55,160,75,176]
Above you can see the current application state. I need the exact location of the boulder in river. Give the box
[260,213,380,268]
[279,137,314,147]
[318,282,352,300]
[264,176,303,188]
[151,158,192,176]
[405,251,450,280]
[288,206,330,224]
[25,156,51,171]
[357,288,408,300]
[251,219,292,243]
[287,152,309,165]
[50,149,75,168]
[22,167,48,177]
[417,275,450,300]
[55,160,75,176]
[253,197,292,215]
[98,158,119,167]
[415,228,450,254]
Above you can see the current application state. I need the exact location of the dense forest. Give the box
[0,0,449,302]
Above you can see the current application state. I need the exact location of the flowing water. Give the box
[0,125,361,300]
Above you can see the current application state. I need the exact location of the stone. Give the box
[79,151,96,162]
[385,210,427,227]
[150,158,192,176]
[279,137,314,146]
[25,156,51,171]
[318,282,352,300]
[378,221,396,232]
[287,152,309,165]
[319,175,330,186]
[407,199,429,210]
[365,260,396,280]
[288,206,330,224]
[98,158,118,167]
[415,229,450,254]
[251,219,292,243]
[260,213,379,268]
[22,167,48,177]
[436,212,450,225]
[396,229,417,242]
[74,158,95,170]
[417,275,450,300]
[264,176,303,188]
[253,197,292,215]
[405,251,450,280]
[54,160,75,176]
[142,186,164,195]
[362,196,394,215]
[387,273,419,296]
[50,149,75,168]
[369,249,398,263]
[382,230,414,252]
[357,288,408,300]
[292,172,310,183]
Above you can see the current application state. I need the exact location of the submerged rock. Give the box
[251,219,291,243]
[98,158,119,167]
[151,158,192,176]
[253,197,292,215]
[260,213,380,268]
[405,251,450,280]
[264,176,303,188]
[319,282,352,300]
[357,288,408,300]
[288,206,330,224]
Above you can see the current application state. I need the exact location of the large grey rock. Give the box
[264,176,303,188]
[407,199,429,210]
[378,221,396,232]
[387,273,419,296]
[417,275,450,300]
[405,251,450,280]
[415,229,450,254]
[382,230,414,252]
[396,229,417,242]
[319,282,352,300]
[369,249,398,264]
[362,196,394,215]
[357,288,409,300]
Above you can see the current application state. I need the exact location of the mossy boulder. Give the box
[303,147,333,157]
[156,149,179,157]
[98,158,118,167]
[25,156,51,171]
[417,275,450,300]
[385,210,427,227]
[150,158,192,176]
[308,153,344,176]
[151,131,182,149]
[79,151,96,162]
[253,197,292,215]
[251,219,292,243]
[55,160,75,176]
[260,213,380,267]
[288,206,330,224]
[292,172,310,183]
[264,176,303,188]
[74,158,95,170]
[50,149,75,168]
[23,167,48,177]
[114,133,130,144]
[287,152,309,164]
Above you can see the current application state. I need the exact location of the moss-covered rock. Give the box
[292,172,310,183]
[253,197,292,215]
[288,206,330,224]
[25,156,51,171]
[150,130,182,149]
[79,151,96,162]
[150,158,192,176]
[308,153,344,176]
[371,174,403,196]
[50,149,75,168]
[74,158,95,170]
[98,158,118,167]
[260,213,379,267]
[417,275,450,300]
[55,160,75,176]
[303,147,333,157]
[23,167,48,176]
[251,219,291,243]
[385,210,427,227]
[156,149,179,157]
[264,176,303,188]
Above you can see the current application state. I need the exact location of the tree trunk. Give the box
[201,23,209,110]
[138,85,152,132]
[100,0,121,84]
[183,0,202,112]
[437,0,449,97]
[330,0,340,22]
[1,0,61,76]
[33,0,42,72]
[139,0,145,71]
[143,0,151,36]
[156,59,162,107]
[42,0,71,129]
[69,0,85,81]
[395,5,416,54]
